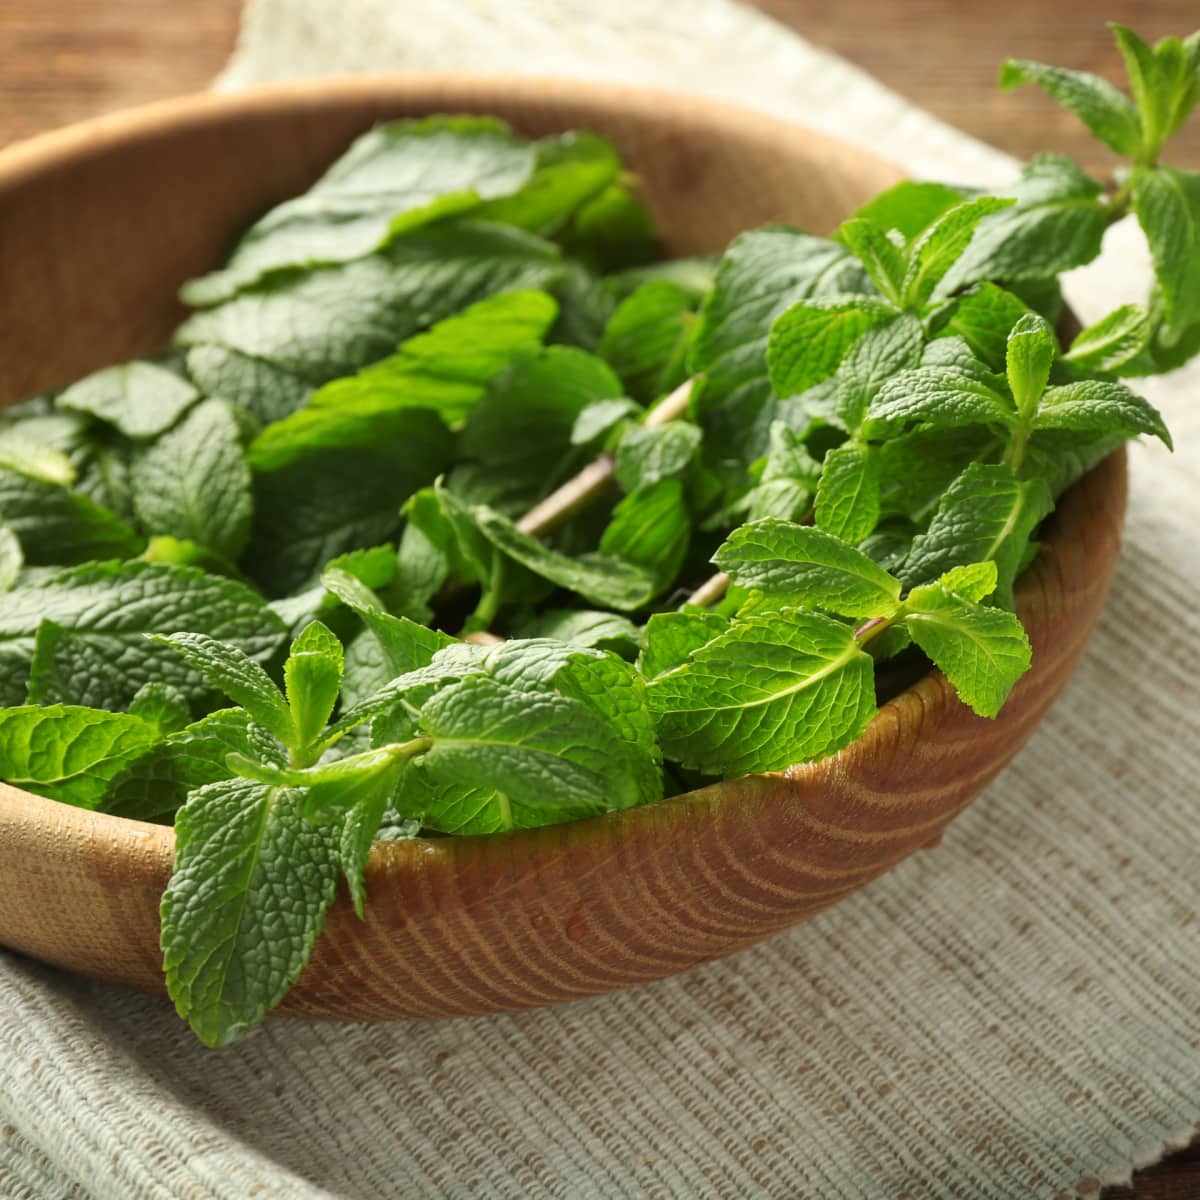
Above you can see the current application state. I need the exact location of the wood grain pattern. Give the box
[0,78,1127,1025]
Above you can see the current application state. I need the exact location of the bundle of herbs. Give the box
[0,25,1196,1046]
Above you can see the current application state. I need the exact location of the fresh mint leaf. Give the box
[713,520,901,618]
[937,283,1033,372]
[0,561,285,708]
[943,156,1107,291]
[834,314,925,433]
[613,420,702,493]
[570,397,643,448]
[901,462,1053,606]
[901,197,1015,309]
[182,117,538,305]
[878,426,999,522]
[835,219,906,306]
[746,421,820,523]
[154,632,296,748]
[813,441,882,545]
[598,479,690,593]
[131,399,253,560]
[1111,24,1168,155]
[514,608,641,656]
[0,524,21,591]
[863,366,1016,438]
[161,777,341,1047]
[1006,312,1057,420]
[102,707,269,823]
[999,58,1143,156]
[1033,378,1172,445]
[0,431,76,486]
[1063,305,1150,372]
[1130,165,1200,344]
[935,560,1000,604]
[57,360,200,440]
[177,221,564,424]
[338,774,394,919]
[559,179,656,273]
[852,181,968,239]
[646,608,876,774]
[128,682,191,735]
[283,621,344,755]
[0,705,159,809]
[599,280,698,402]
[903,581,1032,717]
[767,298,896,398]
[0,468,143,565]
[27,619,133,710]
[638,610,728,680]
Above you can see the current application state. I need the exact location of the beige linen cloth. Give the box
[2,3,1198,1197]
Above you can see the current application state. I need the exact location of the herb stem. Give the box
[682,571,730,609]
[516,377,694,539]
[854,615,897,647]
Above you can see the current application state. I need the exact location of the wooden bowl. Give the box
[0,77,1127,1020]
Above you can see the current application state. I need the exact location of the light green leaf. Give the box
[835,218,906,305]
[514,609,641,656]
[599,479,690,593]
[0,705,159,809]
[746,421,820,523]
[162,778,341,1047]
[153,632,296,747]
[935,561,1000,604]
[613,420,702,493]
[863,367,1016,438]
[646,609,877,774]
[1033,378,1172,446]
[27,619,133,710]
[834,314,925,433]
[852,181,967,239]
[0,468,144,566]
[767,297,896,398]
[128,682,191,735]
[903,584,1032,717]
[181,117,538,304]
[58,360,200,440]
[713,520,901,618]
[901,462,1053,607]
[131,399,253,560]
[284,621,344,754]
[599,280,698,403]
[1131,165,1200,344]
[814,441,882,545]
[638,610,729,681]
[338,776,393,919]
[0,524,21,591]
[0,432,75,486]
[1006,313,1056,421]
[999,58,1143,156]
[1063,305,1150,372]
[570,398,643,447]
[939,283,1034,372]
[1111,24,1167,153]
[901,197,1014,309]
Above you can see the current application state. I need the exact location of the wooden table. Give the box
[0,3,1196,1196]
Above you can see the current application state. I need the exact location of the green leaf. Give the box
[0,705,159,809]
[852,181,967,239]
[514,609,641,656]
[570,397,643,448]
[939,283,1034,372]
[599,479,690,593]
[646,609,876,774]
[559,180,656,273]
[177,220,564,424]
[27,619,134,710]
[103,707,268,823]
[713,520,901,618]
[1033,379,1172,447]
[0,468,144,566]
[182,117,538,304]
[901,462,1053,607]
[879,426,999,522]
[1005,313,1056,421]
[469,503,657,611]
[0,431,76,486]
[813,441,882,545]
[834,314,925,433]
[57,360,200,440]
[338,775,394,919]
[0,560,285,709]
[247,403,454,595]
[638,610,728,680]
[461,345,621,509]
[284,621,344,754]
[935,561,1000,604]
[154,632,296,747]
[999,58,1143,156]
[835,218,906,305]
[161,778,341,1047]
[1063,305,1150,373]
[944,156,1108,291]
[130,399,253,560]
[613,420,702,493]
[0,524,21,591]
[767,298,896,398]
[1131,165,1200,344]
[416,675,642,814]
[863,367,1016,438]
[128,682,191,735]
[901,197,1015,309]
[903,583,1032,717]
[599,280,698,402]
[1110,24,1167,154]
[746,421,820,523]
[689,229,868,467]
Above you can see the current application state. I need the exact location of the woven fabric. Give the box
[2,2,1198,1197]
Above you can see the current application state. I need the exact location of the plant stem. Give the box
[516,377,694,538]
[854,614,897,647]
[682,571,730,609]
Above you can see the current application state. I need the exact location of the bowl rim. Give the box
[0,73,1126,899]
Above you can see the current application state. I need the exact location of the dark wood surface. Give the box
[0,2,1195,1195]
